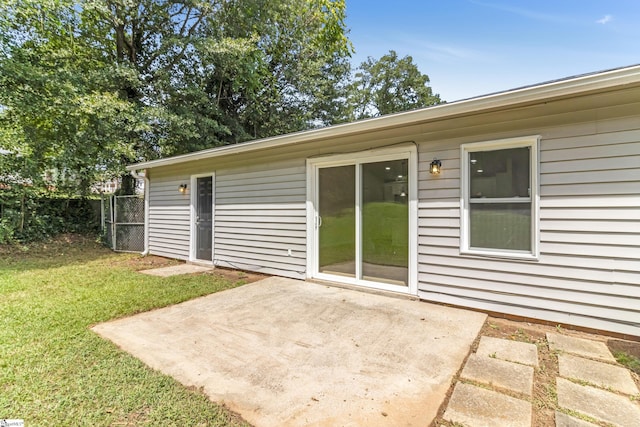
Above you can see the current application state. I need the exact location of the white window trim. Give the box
[306,144,418,295]
[460,136,540,260]
[189,172,216,263]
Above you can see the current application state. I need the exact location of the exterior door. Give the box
[361,159,409,285]
[195,176,213,261]
[318,165,356,277]
[310,146,417,294]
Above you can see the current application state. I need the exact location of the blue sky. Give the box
[345,0,640,101]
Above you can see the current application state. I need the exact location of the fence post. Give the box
[100,193,105,233]
[110,195,116,251]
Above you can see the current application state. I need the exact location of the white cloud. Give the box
[351,33,484,66]
[469,0,570,24]
[596,15,613,24]
[410,41,479,61]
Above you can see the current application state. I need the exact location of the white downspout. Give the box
[130,169,150,256]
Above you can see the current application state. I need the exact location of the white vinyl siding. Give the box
[418,123,640,336]
[141,81,640,337]
[214,160,307,279]
[147,173,192,260]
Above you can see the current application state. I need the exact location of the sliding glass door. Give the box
[361,159,408,285]
[318,165,356,277]
[313,150,414,291]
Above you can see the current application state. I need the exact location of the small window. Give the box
[461,137,539,258]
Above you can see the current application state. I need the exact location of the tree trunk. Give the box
[119,173,136,195]
[19,193,25,232]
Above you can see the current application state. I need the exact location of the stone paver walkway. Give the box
[444,382,532,427]
[550,332,640,427]
[476,335,539,367]
[557,378,640,427]
[444,336,537,426]
[461,353,534,396]
[558,353,638,395]
[554,411,599,427]
[547,332,616,363]
[442,332,640,427]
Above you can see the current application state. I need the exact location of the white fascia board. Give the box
[127,64,640,172]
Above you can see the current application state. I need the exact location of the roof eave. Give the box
[127,64,640,171]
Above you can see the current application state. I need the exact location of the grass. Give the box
[613,351,640,375]
[0,235,249,426]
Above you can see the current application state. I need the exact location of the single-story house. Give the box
[127,65,640,337]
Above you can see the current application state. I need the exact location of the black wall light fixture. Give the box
[178,184,188,193]
[429,159,442,175]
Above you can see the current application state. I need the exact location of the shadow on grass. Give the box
[0,234,119,271]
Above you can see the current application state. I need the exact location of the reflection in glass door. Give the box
[316,158,409,287]
[362,159,408,285]
[318,165,356,277]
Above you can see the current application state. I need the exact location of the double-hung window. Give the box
[461,136,539,258]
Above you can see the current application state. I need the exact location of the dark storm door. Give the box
[195,176,213,261]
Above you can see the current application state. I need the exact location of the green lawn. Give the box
[0,236,249,426]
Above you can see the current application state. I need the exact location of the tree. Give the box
[0,0,352,194]
[349,50,441,120]
[194,0,353,139]
[1,2,442,198]
[1,1,124,192]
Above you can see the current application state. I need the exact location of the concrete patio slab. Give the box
[476,336,539,367]
[558,353,639,395]
[556,378,640,427]
[461,354,534,396]
[92,277,486,427]
[547,333,615,363]
[443,382,532,427]
[140,263,213,277]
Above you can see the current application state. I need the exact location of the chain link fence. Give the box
[104,195,145,252]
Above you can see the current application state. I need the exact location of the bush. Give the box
[0,186,101,244]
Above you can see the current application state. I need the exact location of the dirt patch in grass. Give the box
[119,254,270,284]
[207,266,268,284]
[608,339,640,375]
[608,339,640,360]
[0,233,100,255]
[87,244,270,285]
[115,254,179,270]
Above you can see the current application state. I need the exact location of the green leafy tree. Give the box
[349,50,442,120]
[196,0,352,139]
[0,0,144,193]
[0,0,352,194]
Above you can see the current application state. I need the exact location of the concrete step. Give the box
[558,353,639,395]
[556,377,640,427]
[555,411,599,427]
[476,336,539,367]
[547,333,616,363]
[443,382,532,427]
[461,353,534,396]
